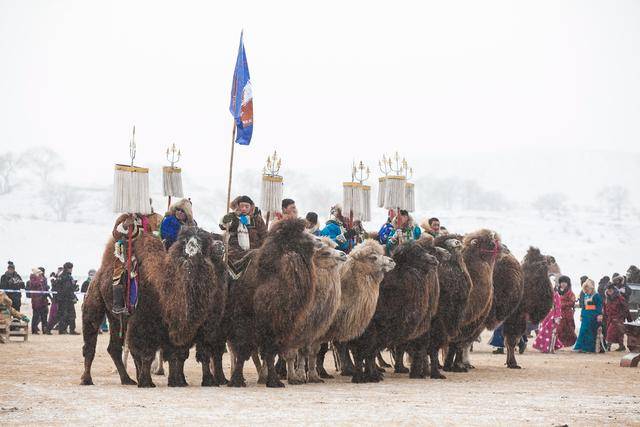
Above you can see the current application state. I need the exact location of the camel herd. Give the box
[80,217,556,388]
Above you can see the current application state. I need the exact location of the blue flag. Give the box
[229,32,253,146]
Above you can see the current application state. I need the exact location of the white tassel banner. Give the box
[383,175,407,210]
[343,182,363,219]
[113,164,152,214]
[377,177,387,208]
[405,182,415,212]
[361,185,371,222]
[261,175,283,215]
[162,166,184,197]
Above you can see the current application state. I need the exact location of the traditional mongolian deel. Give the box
[229,31,253,146]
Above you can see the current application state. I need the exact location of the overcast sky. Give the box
[1,0,639,190]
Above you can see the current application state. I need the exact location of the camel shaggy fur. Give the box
[125,227,227,387]
[227,218,322,388]
[443,229,499,372]
[80,214,166,386]
[282,238,347,384]
[414,234,473,379]
[316,240,395,378]
[484,244,524,331]
[502,247,554,369]
[349,240,439,383]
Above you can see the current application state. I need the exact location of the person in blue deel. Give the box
[160,199,196,249]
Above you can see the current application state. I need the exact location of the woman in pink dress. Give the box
[533,285,564,353]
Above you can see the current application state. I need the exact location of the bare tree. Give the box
[0,152,16,194]
[531,192,566,216]
[598,185,629,220]
[20,147,63,186]
[42,183,81,221]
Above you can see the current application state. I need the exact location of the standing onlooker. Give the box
[1,261,24,312]
[27,267,50,334]
[55,262,79,335]
[597,276,610,299]
[80,269,96,293]
[47,270,60,332]
[574,279,603,353]
[612,274,632,303]
[533,284,564,353]
[556,275,577,347]
[604,283,630,352]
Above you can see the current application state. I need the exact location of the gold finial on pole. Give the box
[166,143,182,168]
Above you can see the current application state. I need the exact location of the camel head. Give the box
[348,240,396,276]
[462,229,501,263]
[434,234,464,261]
[393,240,439,271]
[173,227,220,260]
[313,237,348,270]
[627,265,640,283]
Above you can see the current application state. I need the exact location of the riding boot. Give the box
[112,283,127,315]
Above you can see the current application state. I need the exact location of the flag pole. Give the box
[223,121,236,265]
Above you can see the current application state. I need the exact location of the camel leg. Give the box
[295,349,308,382]
[275,354,287,379]
[252,352,262,375]
[315,342,332,379]
[264,352,285,388]
[393,345,409,374]
[106,316,136,385]
[429,346,446,379]
[196,344,216,387]
[365,353,383,382]
[377,350,392,368]
[211,342,228,385]
[409,349,426,379]
[350,347,366,383]
[307,343,324,383]
[336,342,356,376]
[167,348,189,387]
[453,347,469,372]
[227,349,247,388]
[284,349,305,385]
[462,345,474,369]
[134,354,155,388]
[504,334,521,369]
[80,315,100,385]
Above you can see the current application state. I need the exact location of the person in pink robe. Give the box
[533,290,564,353]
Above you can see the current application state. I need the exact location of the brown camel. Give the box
[349,240,440,383]
[281,238,347,384]
[484,244,524,331]
[315,240,395,379]
[502,247,554,368]
[414,234,473,379]
[126,227,227,387]
[80,214,165,386]
[227,218,322,388]
[443,229,499,372]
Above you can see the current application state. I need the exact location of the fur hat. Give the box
[7,261,14,269]
[168,198,195,225]
[31,267,41,275]
[88,269,96,276]
[581,278,595,293]
[63,262,73,270]
[38,267,45,274]
[237,195,254,206]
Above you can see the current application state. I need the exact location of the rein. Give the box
[479,239,500,262]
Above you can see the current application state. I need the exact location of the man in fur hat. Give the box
[319,204,355,252]
[160,198,196,249]
[1,261,24,312]
[220,195,267,263]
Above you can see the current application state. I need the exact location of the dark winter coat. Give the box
[1,271,24,309]
[27,274,49,310]
[54,272,78,304]
[557,289,577,347]
[221,207,268,262]
[604,292,630,345]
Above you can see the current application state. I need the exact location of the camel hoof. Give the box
[341,368,356,377]
[465,364,475,370]
[80,377,94,386]
[394,366,409,374]
[121,377,137,386]
[430,372,447,380]
[451,365,468,373]
[508,364,522,369]
[377,366,386,372]
[266,378,285,388]
[409,371,426,379]
[287,377,306,385]
[318,371,333,379]
[201,377,218,387]
[351,373,366,383]
[307,375,324,384]
[137,381,156,388]
[215,376,229,386]
[227,377,246,388]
